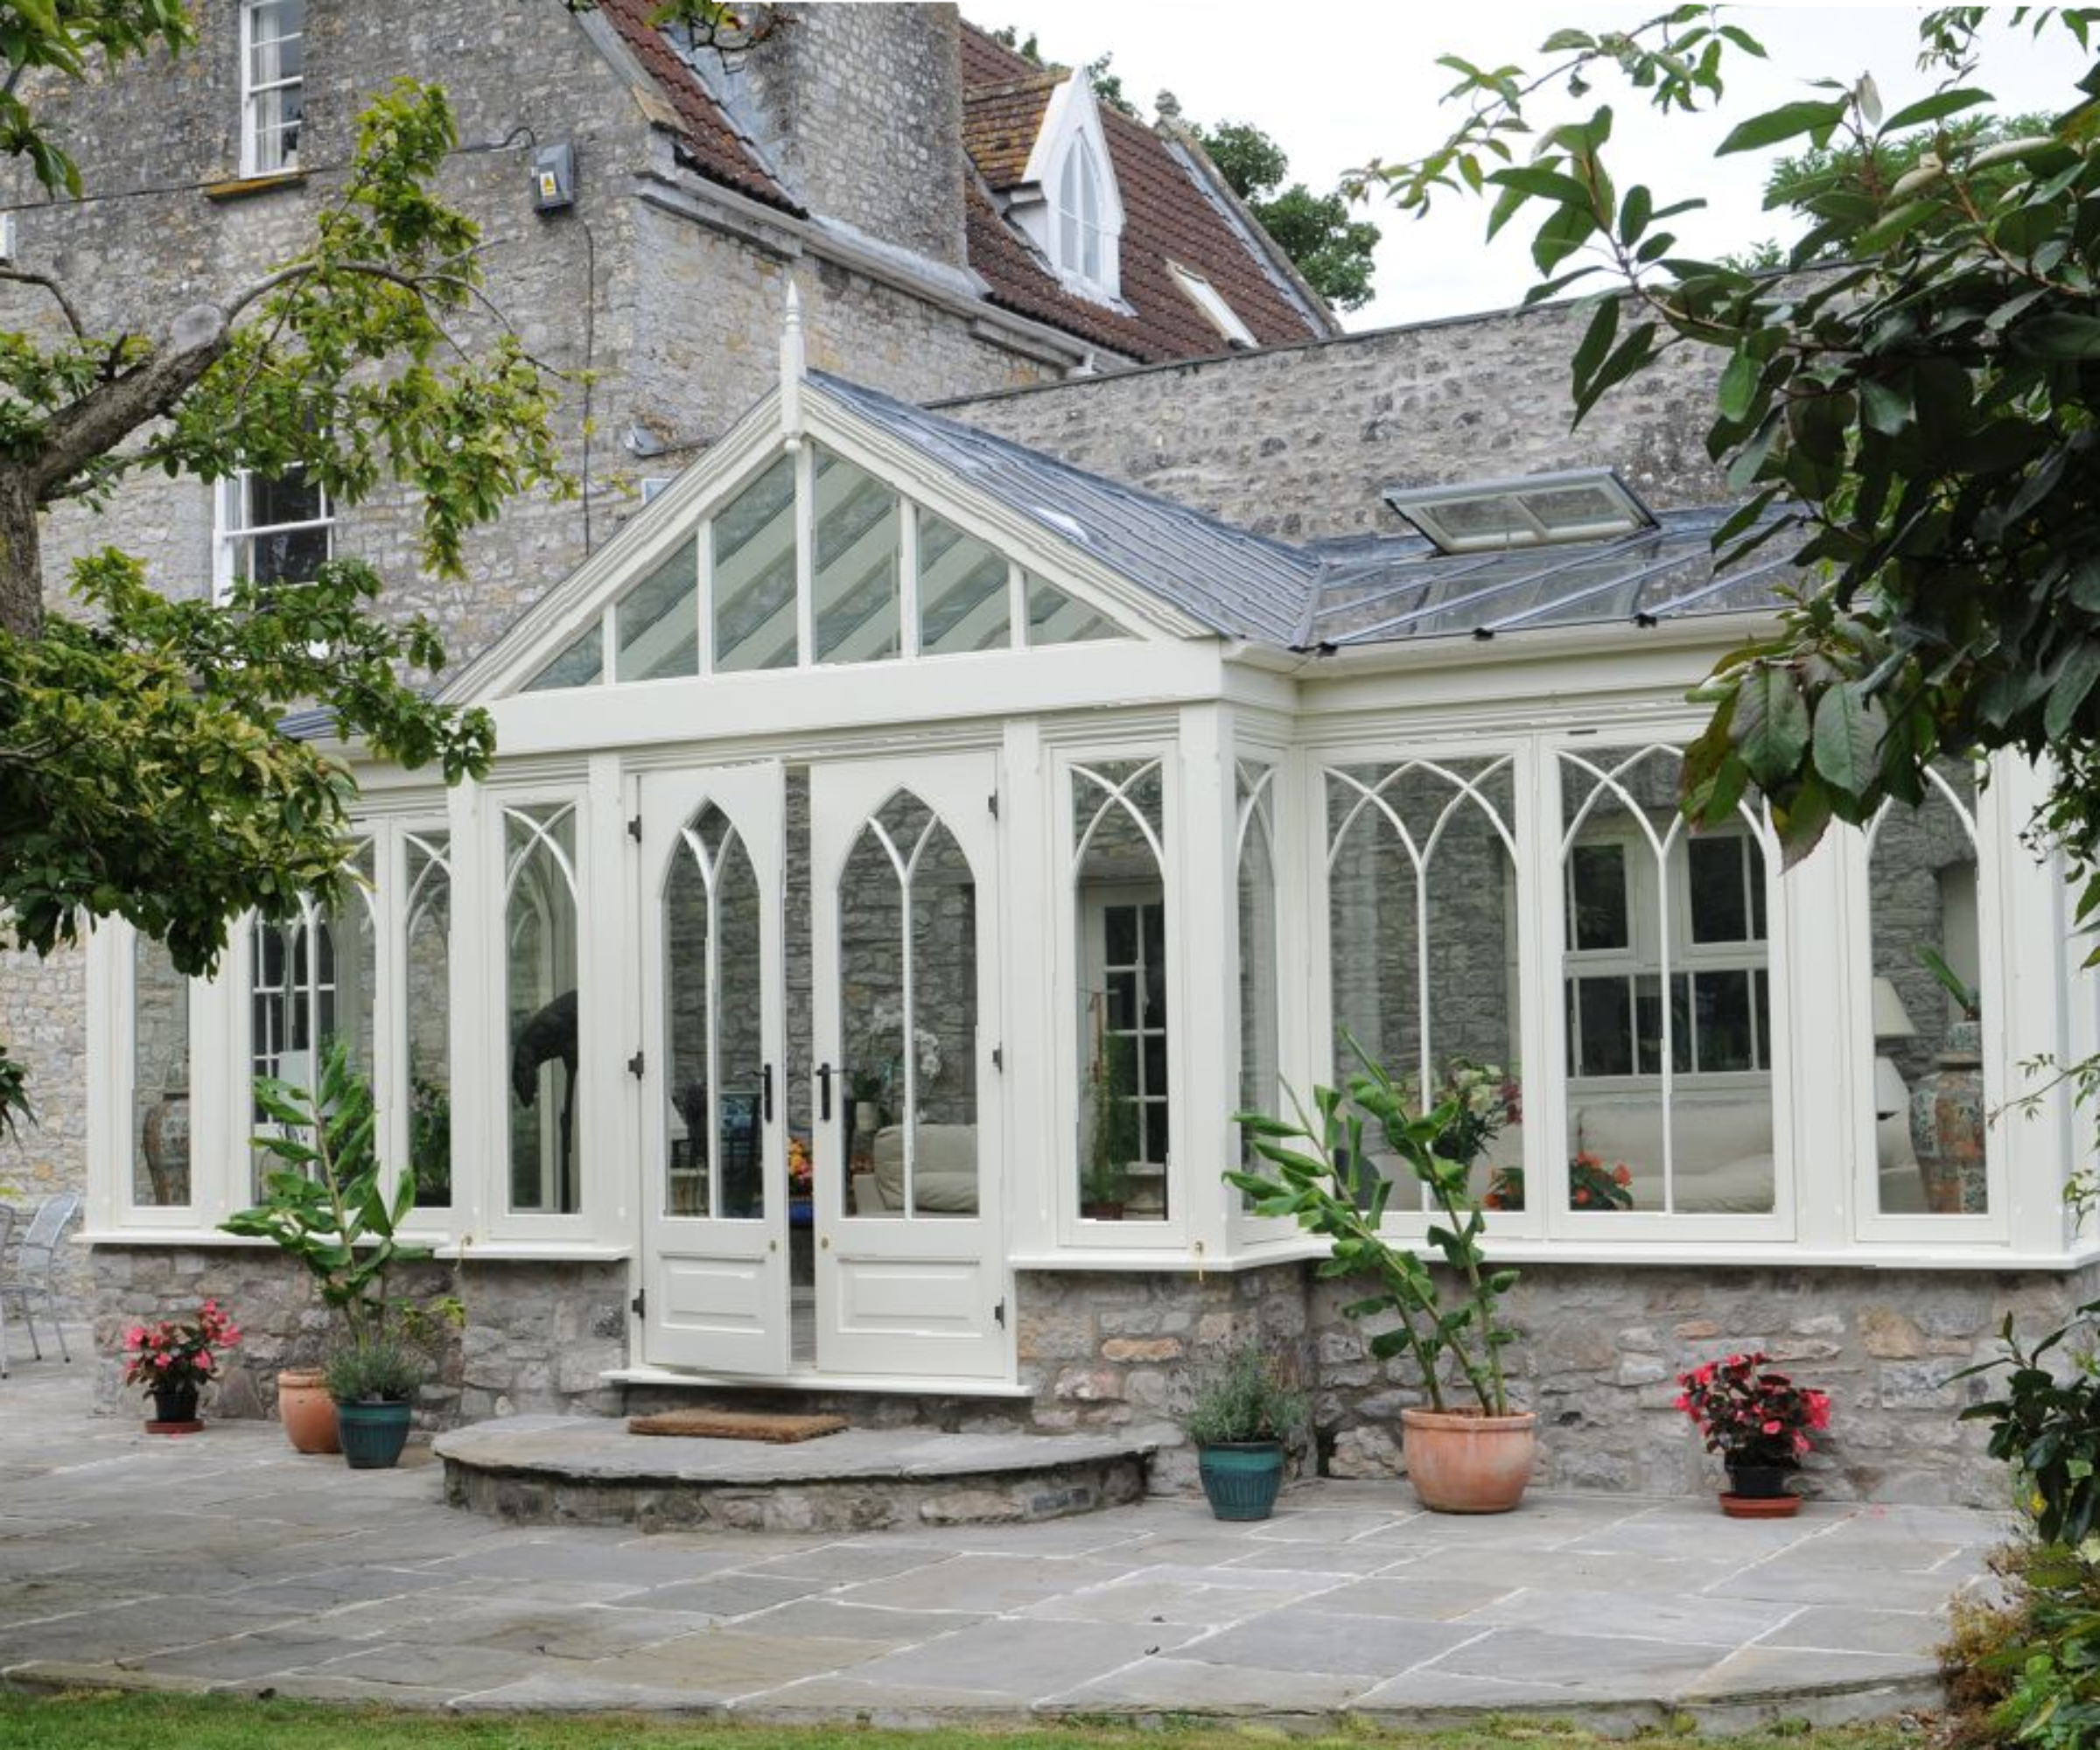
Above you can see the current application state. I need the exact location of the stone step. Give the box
[435,1414,1156,1533]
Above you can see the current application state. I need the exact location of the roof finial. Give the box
[780,277,805,445]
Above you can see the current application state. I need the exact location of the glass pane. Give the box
[716,832,766,1219]
[616,537,698,682]
[1568,843,1629,950]
[524,621,604,693]
[1236,765,1281,1164]
[1871,762,1984,1214]
[663,824,713,1220]
[1074,760,1168,1222]
[840,799,912,1218]
[132,938,191,1208]
[919,512,1010,654]
[1028,577,1123,645]
[506,805,581,1214]
[1689,836,1751,943]
[1326,756,1522,1212]
[908,816,977,1217]
[713,455,798,673]
[813,447,900,665]
[404,834,452,1209]
[1562,746,1774,1216]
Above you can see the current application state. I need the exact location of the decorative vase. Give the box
[145,1380,201,1434]
[1198,1441,1286,1521]
[277,1368,341,1455]
[336,1399,414,1470]
[1910,1018,1985,1214]
[1400,1406,1536,1514]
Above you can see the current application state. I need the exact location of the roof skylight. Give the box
[1383,468,1656,555]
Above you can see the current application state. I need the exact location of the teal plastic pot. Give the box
[335,1399,413,1470]
[1198,1441,1285,1521]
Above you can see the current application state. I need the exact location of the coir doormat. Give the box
[626,1409,849,1443]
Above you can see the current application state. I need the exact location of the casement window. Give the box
[1170,262,1257,349]
[1563,825,1771,1082]
[1054,137,1110,290]
[214,467,332,605]
[241,1,305,177]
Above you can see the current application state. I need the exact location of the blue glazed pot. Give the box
[335,1399,413,1469]
[1199,1441,1286,1521]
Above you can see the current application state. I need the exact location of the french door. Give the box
[636,762,789,1374]
[809,754,1007,1379]
[637,752,1007,1382]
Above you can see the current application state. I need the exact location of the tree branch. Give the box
[0,264,83,339]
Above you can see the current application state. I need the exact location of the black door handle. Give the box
[816,1061,833,1123]
[761,1063,774,1124]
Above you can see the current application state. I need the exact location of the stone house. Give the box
[1,0,1335,1309]
[21,5,2097,1510]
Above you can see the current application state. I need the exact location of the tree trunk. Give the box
[0,468,42,640]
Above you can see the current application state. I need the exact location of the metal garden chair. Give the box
[0,1190,80,1377]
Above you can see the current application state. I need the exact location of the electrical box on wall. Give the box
[532,142,575,213]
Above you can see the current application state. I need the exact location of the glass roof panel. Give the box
[713,454,798,674]
[615,536,698,683]
[523,620,603,693]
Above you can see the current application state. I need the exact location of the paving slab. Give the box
[0,1339,1998,1730]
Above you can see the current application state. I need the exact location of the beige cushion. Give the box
[869,1124,979,1214]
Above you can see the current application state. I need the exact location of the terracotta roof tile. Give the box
[598,0,802,215]
[962,74,1060,190]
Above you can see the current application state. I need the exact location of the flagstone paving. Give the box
[0,1337,2003,1731]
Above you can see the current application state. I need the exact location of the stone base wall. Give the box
[1,940,90,1316]
[89,1246,626,1426]
[87,1242,2090,1508]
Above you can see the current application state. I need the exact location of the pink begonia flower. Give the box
[1761,1418,1783,1435]
[153,1353,170,1368]
[195,1352,212,1371]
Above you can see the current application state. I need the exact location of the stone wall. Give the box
[941,295,1734,539]
[0,940,90,1312]
[90,1245,628,1425]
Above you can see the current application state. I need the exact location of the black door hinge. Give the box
[992,1044,1004,1072]
[627,1049,646,1079]
[630,1288,646,1320]
[988,792,999,819]
[628,815,642,843]
[993,1298,1006,1329]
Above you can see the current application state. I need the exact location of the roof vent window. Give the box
[1169,262,1256,349]
[1383,469,1656,555]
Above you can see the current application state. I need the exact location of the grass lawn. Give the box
[0,1692,1928,1750]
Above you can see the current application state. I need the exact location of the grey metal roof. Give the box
[1302,506,1802,648]
[812,370,1319,644]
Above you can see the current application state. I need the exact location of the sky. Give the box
[985,4,2078,329]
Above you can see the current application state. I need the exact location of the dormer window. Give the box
[1057,137,1109,288]
[1015,75,1125,302]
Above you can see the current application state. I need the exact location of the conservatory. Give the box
[83,314,2100,1406]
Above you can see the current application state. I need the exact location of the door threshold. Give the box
[609,1363,1032,1399]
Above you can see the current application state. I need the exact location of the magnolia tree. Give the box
[0,1,742,1133]
[1362,8,2100,906]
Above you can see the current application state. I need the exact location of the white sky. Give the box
[984,4,2078,328]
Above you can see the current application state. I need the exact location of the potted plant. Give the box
[324,1334,424,1469]
[1082,1030,1139,1220]
[122,1300,241,1433]
[1675,1350,1831,1517]
[1231,1038,1534,1514]
[222,1039,453,1457]
[1188,1339,1308,1521]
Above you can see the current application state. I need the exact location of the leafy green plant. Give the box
[323,1335,424,1406]
[1229,1038,1519,1417]
[1083,1029,1141,1210]
[222,1039,436,1349]
[1956,1301,2100,1548]
[1922,947,1983,1022]
[1187,1339,1308,1447]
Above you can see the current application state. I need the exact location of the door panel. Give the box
[639,762,788,1374]
[810,754,1007,1378]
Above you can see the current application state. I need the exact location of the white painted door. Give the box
[638,762,789,1374]
[809,753,1008,1379]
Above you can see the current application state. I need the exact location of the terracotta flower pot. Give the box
[277,1368,341,1455]
[1400,1405,1536,1514]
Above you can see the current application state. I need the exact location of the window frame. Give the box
[214,466,333,606]
[239,0,305,178]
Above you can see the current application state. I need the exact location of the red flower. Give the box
[1613,1164,1632,1186]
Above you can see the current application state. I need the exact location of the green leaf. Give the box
[1487,163,1593,206]
[1810,682,1886,798]
[1717,98,1847,156]
[1853,199,1942,253]
[1570,297,1619,396]
[2013,314,2100,360]
[2048,641,2100,740]
[1618,183,1653,246]
[1732,664,1813,787]
[1717,347,1760,424]
[1881,87,1994,131]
